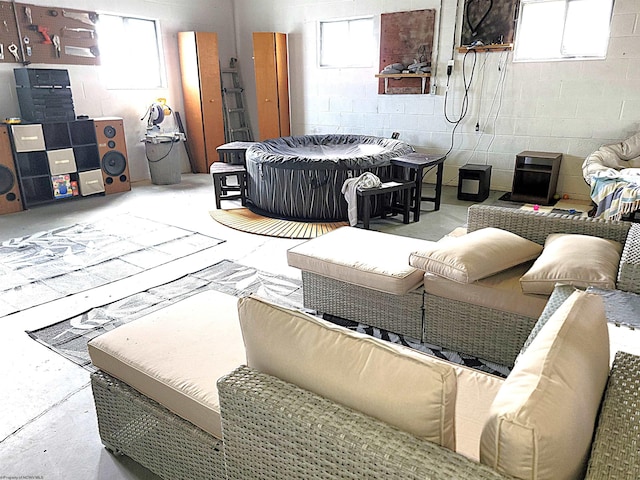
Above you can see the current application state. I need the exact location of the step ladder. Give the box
[220,58,254,143]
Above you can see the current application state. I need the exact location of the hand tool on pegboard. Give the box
[10,0,29,64]
[52,34,60,57]
[62,10,98,25]
[62,26,96,39]
[27,25,52,44]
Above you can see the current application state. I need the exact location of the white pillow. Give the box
[520,233,622,295]
[480,290,610,480]
[237,295,457,450]
[409,227,543,284]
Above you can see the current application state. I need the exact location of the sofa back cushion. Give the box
[480,290,610,480]
[237,295,457,449]
[519,233,622,295]
[409,227,543,284]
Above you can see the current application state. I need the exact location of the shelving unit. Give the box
[510,151,562,205]
[375,73,431,94]
[10,119,104,208]
[457,44,513,54]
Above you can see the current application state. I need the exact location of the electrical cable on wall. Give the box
[485,50,510,154]
[443,49,478,157]
[462,50,510,173]
[474,54,489,133]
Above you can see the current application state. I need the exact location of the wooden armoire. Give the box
[252,32,290,141]
[178,31,226,173]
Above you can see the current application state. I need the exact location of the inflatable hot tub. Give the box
[245,134,414,221]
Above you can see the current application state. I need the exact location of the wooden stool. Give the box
[356,179,414,229]
[216,141,257,165]
[210,162,247,209]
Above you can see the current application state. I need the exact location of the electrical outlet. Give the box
[447,59,454,76]
[430,83,437,95]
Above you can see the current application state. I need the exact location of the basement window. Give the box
[514,0,614,61]
[97,14,166,89]
[319,17,374,68]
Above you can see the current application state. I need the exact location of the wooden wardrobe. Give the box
[178,31,226,173]
[252,32,290,141]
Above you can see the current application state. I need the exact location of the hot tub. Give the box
[245,134,414,221]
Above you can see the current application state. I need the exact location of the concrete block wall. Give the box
[0,0,637,197]
[234,0,640,201]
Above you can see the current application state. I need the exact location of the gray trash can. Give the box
[145,133,185,185]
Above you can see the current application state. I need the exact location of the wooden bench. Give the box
[357,179,414,229]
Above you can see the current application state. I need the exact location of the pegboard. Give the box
[0,1,99,66]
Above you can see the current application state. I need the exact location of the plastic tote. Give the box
[144,132,185,185]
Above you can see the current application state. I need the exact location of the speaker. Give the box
[94,117,131,195]
[0,124,23,215]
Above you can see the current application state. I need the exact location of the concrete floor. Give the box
[0,174,637,479]
[0,175,477,479]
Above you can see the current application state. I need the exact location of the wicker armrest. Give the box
[218,365,511,480]
[617,224,640,294]
[586,351,640,479]
[467,205,631,244]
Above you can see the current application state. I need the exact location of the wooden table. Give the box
[391,152,446,222]
[356,179,414,229]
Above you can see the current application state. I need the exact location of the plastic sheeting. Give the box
[245,135,414,221]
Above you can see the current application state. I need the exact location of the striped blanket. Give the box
[583,131,640,220]
[591,174,640,220]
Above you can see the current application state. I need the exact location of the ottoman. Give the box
[287,226,435,339]
[88,290,245,480]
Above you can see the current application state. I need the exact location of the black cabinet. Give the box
[10,120,104,208]
[510,151,562,205]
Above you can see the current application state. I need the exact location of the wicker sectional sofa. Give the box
[87,286,640,479]
[288,204,640,367]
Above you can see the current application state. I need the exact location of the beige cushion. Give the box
[410,227,542,284]
[451,363,504,461]
[423,262,549,319]
[520,233,622,295]
[480,290,610,480]
[287,226,431,295]
[238,295,457,449]
[88,290,245,439]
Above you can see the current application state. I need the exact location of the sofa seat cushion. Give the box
[409,227,543,284]
[423,262,549,319]
[238,294,457,450]
[520,233,623,295]
[480,290,610,480]
[287,226,432,295]
[88,290,245,440]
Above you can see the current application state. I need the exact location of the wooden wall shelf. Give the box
[457,44,513,53]
[375,73,431,94]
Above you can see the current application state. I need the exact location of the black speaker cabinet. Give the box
[94,117,131,195]
[0,124,23,215]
